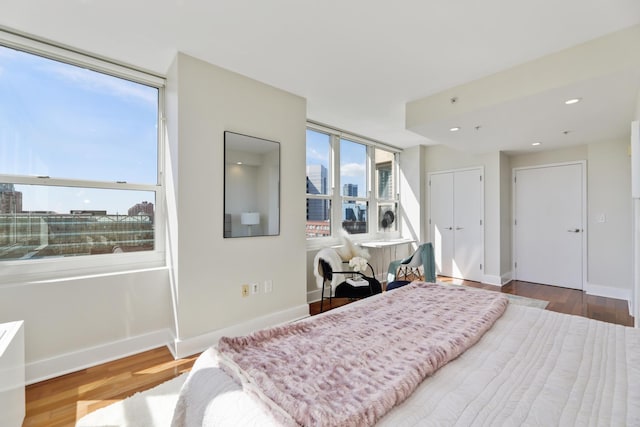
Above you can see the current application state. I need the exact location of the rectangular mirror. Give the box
[224,131,280,238]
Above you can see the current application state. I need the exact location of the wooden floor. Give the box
[311,278,635,327]
[23,347,199,427]
[25,279,634,427]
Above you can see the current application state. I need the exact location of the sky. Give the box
[0,44,158,214]
[306,128,367,198]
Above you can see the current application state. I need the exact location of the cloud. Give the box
[46,63,157,107]
[306,147,328,163]
[341,162,365,177]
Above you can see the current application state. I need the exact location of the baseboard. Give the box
[585,282,632,308]
[26,329,172,385]
[500,271,513,285]
[307,289,322,303]
[481,274,505,287]
[169,304,310,359]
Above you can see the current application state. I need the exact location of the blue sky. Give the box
[306,129,367,197]
[0,45,158,214]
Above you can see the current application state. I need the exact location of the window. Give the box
[0,33,163,272]
[375,148,398,233]
[340,139,368,234]
[306,123,400,241]
[306,129,331,237]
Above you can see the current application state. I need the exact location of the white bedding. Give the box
[172,300,640,426]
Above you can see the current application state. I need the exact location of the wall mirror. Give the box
[224,131,280,238]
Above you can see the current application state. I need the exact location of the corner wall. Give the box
[0,268,173,384]
[400,145,425,242]
[166,53,309,355]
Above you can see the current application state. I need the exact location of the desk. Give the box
[359,239,415,282]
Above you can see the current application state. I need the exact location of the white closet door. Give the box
[453,169,484,282]
[514,163,584,289]
[429,168,483,281]
[430,173,454,277]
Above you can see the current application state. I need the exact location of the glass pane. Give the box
[306,198,331,238]
[306,129,331,196]
[0,45,158,184]
[0,183,155,260]
[375,148,395,200]
[378,202,398,232]
[340,139,367,198]
[342,200,368,234]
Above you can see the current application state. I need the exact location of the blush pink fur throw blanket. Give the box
[217,282,508,426]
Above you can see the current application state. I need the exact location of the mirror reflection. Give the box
[224,131,280,238]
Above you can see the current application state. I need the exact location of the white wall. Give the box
[422,141,634,300]
[0,268,173,383]
[499,152,512,279]
[587,139,632,292]
[167,53,308,354]
[399,145,425,243]
[633,92,640,323]
[0,51,310,383]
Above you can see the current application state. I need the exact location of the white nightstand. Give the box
[0,321,25,427]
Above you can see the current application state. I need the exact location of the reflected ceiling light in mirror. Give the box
[532,142,541,146]
[449,126,460,132]
[565,98,581,105]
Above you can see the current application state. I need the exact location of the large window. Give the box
[306,124,399,240]
[0,33,163,271]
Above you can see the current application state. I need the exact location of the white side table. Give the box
[0,321,25,427]
[359,239,415,282]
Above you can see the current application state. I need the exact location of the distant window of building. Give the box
[0,32,163,276]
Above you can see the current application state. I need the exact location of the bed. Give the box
[171,282,640,426]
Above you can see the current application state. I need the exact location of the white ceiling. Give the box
[2,0,640,151]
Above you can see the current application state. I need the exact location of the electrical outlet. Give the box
[241,284,250,297]
[264,279,273,293]
[251,282,260,295]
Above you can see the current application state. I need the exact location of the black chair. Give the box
[317,258,381,313]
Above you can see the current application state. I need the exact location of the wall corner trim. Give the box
[25,329,173,385]
[481,274,506,287]
[171,304,310,359]
[585,282,632,310]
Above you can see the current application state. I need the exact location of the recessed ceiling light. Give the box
[236,161,243,165]
[532,142,541,146]
[449,127,460,132]
[565,98,581,105]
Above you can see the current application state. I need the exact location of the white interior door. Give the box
[453,169,484,282]
[514,163,584,289]
[430,173,454,277]
[429,168,484,281]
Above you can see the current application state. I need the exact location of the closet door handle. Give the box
[446,227,453,230]
[455,226,464,230]
[567,228,581,233]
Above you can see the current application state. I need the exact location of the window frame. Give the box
[0,30,165,284]
[306,122,401,248]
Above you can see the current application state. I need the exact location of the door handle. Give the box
[455,226,464,230]
[567,228,581,233]
[446,227,453,230]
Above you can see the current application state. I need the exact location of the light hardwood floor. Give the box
[24,279,634,427]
